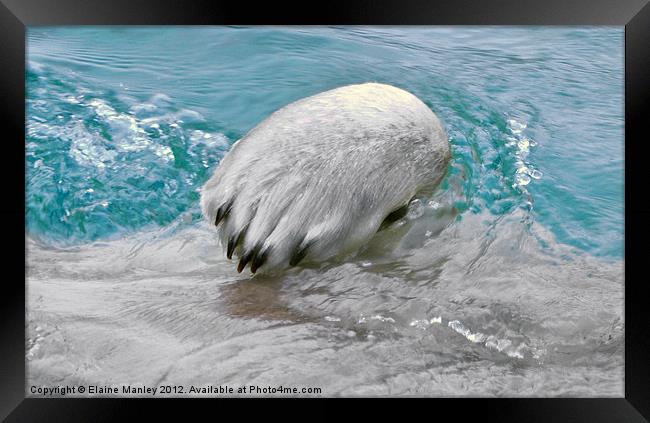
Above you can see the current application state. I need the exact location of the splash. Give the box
[506,118,543,192]
[26,63,231,244]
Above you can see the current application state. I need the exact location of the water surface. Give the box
[26,27,624,396]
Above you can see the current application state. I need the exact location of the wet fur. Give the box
[201,83,451,273]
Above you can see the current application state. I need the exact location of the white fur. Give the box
[201,83,450,273]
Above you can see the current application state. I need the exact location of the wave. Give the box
[26,205,623,396]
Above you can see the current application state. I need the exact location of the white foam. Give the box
[506,118,542,191]
[407,198,424,219]
[447,319,543,360]
[409,319,431,329]
[358,314,395,324]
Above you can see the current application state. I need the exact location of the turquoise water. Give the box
[26,27,624,397]
[26,27,624,258]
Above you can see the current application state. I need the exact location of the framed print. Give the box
[1,0,649,420]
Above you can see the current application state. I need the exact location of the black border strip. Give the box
[624,1,650,420]
[2,0,649,420]
[0,0,27,420]
[1,0,649,25]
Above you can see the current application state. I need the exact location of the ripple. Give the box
[26,63,231,244]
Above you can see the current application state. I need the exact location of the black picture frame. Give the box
[2,0,648,420]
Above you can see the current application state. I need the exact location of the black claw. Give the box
[226,236,236,260]
[289,240,311,267]
[237,251,252,273]
[247,243,263,274]
[250,246,270,274]
[214,208,224,226]
[214,199,234,227]
[379,202,410,231]
[227,225,248,260]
